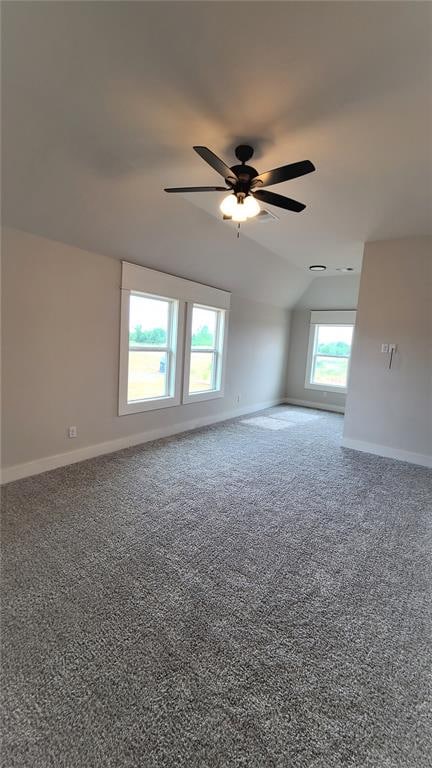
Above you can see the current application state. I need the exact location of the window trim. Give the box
[304,311,356,394]
[182,303,228,404]
[121,261,231,310]
[118,261,231,416]
[118,290,185,415]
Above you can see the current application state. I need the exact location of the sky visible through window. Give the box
[129,295,169,335]
[316,325,353,349]
[191,307,217,347]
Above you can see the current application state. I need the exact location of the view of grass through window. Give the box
[128,295,171,402]
[127,297,221,402]
[311,325,353,388]
[189,307,218,393]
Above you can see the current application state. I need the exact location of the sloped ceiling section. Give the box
[295,275,360,311]
[2,2,431,307]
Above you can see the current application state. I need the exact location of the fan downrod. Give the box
[234,145,254,164]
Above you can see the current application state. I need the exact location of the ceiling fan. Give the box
[165,145,315,222]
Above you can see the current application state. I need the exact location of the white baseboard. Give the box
[284,397,345,414]
[0,398,283,484]
[341,437,432,468]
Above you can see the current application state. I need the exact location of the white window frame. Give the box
[119,290,184,415]
[304,310,356,394]
[182,303,228,404]
[119,261,231,416]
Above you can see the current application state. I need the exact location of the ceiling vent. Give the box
[255,208,279,223]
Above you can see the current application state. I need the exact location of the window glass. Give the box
[119,263,230,416]
[310,324,353,389]
[189,351,215,393]
[312,355,349,387]
[128,350,168,401]
[129,295,169,348]
[127,294,173,403]
[315,325,353,357]
[187,304,224,397]
[191,307,217,348]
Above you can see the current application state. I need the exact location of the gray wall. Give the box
[286,275,360,410]
[1,228,290,470]
[343,237,432,461]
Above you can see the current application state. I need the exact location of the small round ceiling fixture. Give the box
[309,265,326,272]
[336,266,354,272]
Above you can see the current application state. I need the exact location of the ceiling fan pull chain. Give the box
[237,223,240,239]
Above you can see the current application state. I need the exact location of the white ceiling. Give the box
[2,1,431,299]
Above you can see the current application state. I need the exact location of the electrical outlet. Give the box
[381,344,389,353]
[389,343,397,353]
[68,426,77,439]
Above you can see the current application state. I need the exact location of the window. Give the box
[128,293,177,403]
[305,311,356,393]
[119,261,230,415]
[309,325,353,389]
[183,304,227,403]
[119,290,182,414]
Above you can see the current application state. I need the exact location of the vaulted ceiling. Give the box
[2,1,431,306]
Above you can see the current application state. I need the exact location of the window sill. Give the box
[118,395,180,416]
[304,382,347,395]
[182,389,224,405]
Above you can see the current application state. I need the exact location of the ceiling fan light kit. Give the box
[165,144,316,229]
[220,191,260,221]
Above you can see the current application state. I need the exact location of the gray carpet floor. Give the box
[1,405,431,768]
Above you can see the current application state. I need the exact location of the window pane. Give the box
[312,355,348,387]
[129,295,170,347]
[191,307,217,348]
[128,351,168,401]
[316,325,353,357]
[189,352,215,393]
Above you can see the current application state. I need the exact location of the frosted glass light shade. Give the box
[220,194,237,216]
[243,195,260,218]
[231,206,248,222]
[220,193,260,221]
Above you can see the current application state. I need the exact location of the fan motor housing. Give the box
[230,164,258,180]
[231,145,259,189]
[229,165,259,195]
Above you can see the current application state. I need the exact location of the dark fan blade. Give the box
[165,186,229,193]
[193,146,238,183]
[252,160,315,188]
[253,189,306,212]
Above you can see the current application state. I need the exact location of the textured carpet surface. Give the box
[1,406,432,768]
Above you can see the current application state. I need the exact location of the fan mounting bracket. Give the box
[235,144,254,163]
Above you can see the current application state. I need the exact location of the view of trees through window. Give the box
[311,325,353,388]
[127,296,222,401]
[129,325,167,345]
[128,295,171,401]
[316,339,351,356]
[128,323,213,347]
[189,307,218,392]
[191,325,213,347]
